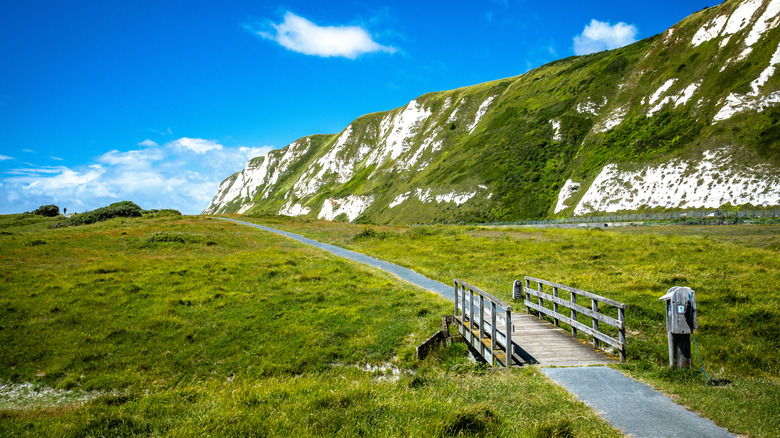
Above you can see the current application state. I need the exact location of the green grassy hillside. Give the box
[206,0,780,224]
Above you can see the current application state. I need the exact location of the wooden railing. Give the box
[514,276,627,362]
[453,279,515,367]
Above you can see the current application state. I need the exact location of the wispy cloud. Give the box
[573,19,638,55]
[0,155,13,161]
[1,138,274,214]
[138,139,159,147]
[251,11,397,59]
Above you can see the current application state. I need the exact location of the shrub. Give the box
[352,228,392,240]
[55,201,143,227]
[143,209,182,218]
[33,205,59,217]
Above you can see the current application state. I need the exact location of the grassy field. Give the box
[234,215,780,438]
[0,214,622,437]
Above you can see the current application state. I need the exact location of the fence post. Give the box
[570,292,578,336]
[454,281,459,317]
[537,281,544,320]
[553,286,559,327]
[618,307,626,362]
[490,301,497,366]
[525,278,531,313]
[592,299,599,349]
[468,288,475,335]
[478,293,485,358]
[505,306,513,367]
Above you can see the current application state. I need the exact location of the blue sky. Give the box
[0,0,715,214]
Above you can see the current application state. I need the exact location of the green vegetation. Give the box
[0,214,621,437]
[32,205,60,217]
[55,201,143,227]
[241,215,780,437]
[206,0,779,224]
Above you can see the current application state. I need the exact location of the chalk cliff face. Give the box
[205,0,780,223]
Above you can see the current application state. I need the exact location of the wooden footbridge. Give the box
[453,277,627,367]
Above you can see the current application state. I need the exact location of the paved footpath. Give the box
[221,217,735,438]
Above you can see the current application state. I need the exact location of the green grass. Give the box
[237,215,780,438]
[0,214,621,437]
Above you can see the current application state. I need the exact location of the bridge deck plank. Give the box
[509,313,617,366]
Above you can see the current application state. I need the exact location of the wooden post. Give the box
[461,283,466,328]
[570,292,578,336]
[553,286,559,327]
[592,299,600,349]
[505,306,513,367]
[525,278,531,313]
[618,307,626,362]
[454,281,459,317]
[490,301,497,367]
[478,293,485,358]
[468,288,475,334]
[537,281,544,320]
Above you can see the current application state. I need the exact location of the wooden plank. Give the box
[524,276,627,309]
[454,278,513,311]
[524,287,624,329]
[524,301,623,350]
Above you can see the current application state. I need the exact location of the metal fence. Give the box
[485,209,780,227]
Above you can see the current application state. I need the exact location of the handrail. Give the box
[453,279,514,367]
[515,276,627,362]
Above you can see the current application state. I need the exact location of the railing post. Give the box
[571,292,578,336]
[505,306,513,367]
[592,299,600,349]
[619,307,626,362]
[525,278,531,313]
[490,301,497,367]
[478,293,485,358]
[461,283,466,328]
[454,281,459,317]
[537,281,544,320]
[468,288,475,333]
[553,286,559,327]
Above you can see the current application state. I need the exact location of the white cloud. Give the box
[50,156,64,161]
[0,137,274,215]
[255,11,396,59]
[138,139,159,147]
[169,137,223,154]
[0,155,12,161]
[573,19,638,55]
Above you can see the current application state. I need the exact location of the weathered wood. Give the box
[592,299,600,349]
[571,291,578,337]
[524,287,624,329]
[454,278,512,312]
[618,307,626,362]
[509,313,617,366]
[524,276,628,309]
[453,279,514,368]
[522,276,627,361]
[525,298,624,351]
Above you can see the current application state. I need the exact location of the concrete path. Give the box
[542,367,734,438]
[220,217,734,438]
[216,218,454,301]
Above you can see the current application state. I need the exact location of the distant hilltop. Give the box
[206,0,780,224]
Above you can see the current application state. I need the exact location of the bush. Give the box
[33,205,59,217]
[143,209,182,218]
[352,228,392,240]
[55,201,142,227]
